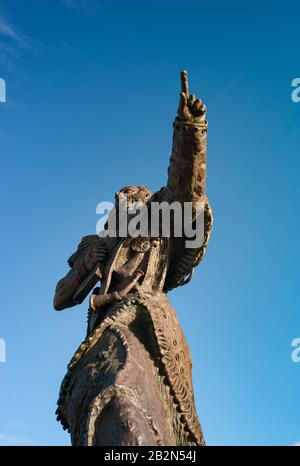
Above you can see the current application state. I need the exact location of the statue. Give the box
[54,71,213,446]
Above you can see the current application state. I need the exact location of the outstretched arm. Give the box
[164,70,208,208]
[53,236,106,310]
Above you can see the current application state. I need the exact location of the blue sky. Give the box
[0,0,299,446]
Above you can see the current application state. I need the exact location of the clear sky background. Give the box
[0,0,299,446]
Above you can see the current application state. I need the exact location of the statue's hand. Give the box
[177,70,206,124]
[81,239,106,272]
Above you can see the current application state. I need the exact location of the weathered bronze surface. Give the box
[54,71,213,446]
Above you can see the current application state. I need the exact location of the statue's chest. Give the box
[102,237,169,294]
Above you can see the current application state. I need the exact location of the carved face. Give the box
[112,186,152,238]
[115,185,152,209]
[131,237,151,253]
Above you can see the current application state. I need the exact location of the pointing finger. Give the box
[181,70,189,96]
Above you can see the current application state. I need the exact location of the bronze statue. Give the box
[54,71,213,446]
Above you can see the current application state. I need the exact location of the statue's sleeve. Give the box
[53,236,99,311]
[161,117,213,291]
[163,116,208,207]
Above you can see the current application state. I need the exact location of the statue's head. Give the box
[109,186,152,237]
[115,185,152,209]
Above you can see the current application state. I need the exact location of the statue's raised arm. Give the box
[162,71,213,291]
[164,70,208,206]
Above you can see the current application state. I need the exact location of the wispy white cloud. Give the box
[0,10,27,46]
[0,14,17,39]
[0,433,37,445]
[0,7,30,67]
[293,441,300,446]
[60,0,98,14]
